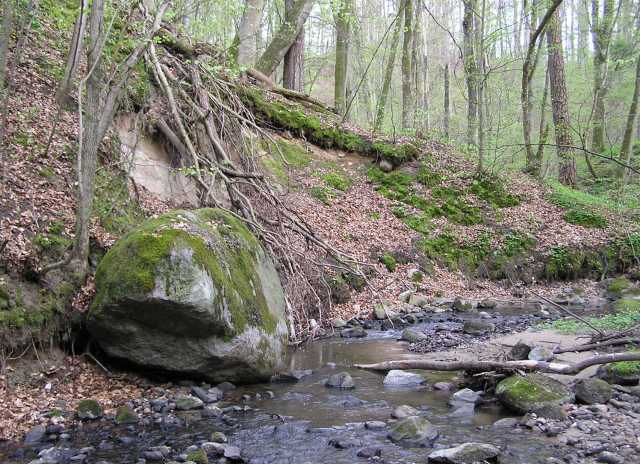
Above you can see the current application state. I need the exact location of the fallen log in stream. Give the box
[354,351,640,376]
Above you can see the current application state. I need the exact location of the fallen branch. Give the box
[354,351,640,376]
[554,337,640,354]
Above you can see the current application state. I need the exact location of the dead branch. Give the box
[355,351,640,376]
[554,337,640,354]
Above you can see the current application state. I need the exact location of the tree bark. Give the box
[590,0,616,155]
[546,5,577,186]
[463,0,478,147]
[619,53,640,183]
[443,63,450,138]
[283,0,305,91]
[236,0,264,67]
[373,6,403,133]
[333,0,352,115]
[401,0,413,129]
[255,0,314,77]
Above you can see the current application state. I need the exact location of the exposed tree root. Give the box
[142,32,373,341]
[355,352,640,375]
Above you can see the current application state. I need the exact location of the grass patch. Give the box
[378,253,397,272]
[322,172,351,191]
[309,186,333,205]
[543,307,640,334]
[469,176,520,208]
[563,209,607,229]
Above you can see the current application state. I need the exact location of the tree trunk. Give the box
[70,1,168,277]
[619,53,640,183]
[0,0,14,162]
[56,0,88,106]
[255,0,314,77]
[463,0,478,147]
[590,0,616,154]
[443,63,450,138]
[546,5,577,186]
[521,0,563,176]
[401,0,413,129]
[236,0,264,67]
[283,0,305,91]
[373,7,403,133]
[333,0,352,114]
[476,0,486,172]
[354,351,640,376]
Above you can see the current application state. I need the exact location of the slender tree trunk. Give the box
[463,0,478,147]
[71,1,168,277]
[255,0,314,77]
[283,0,305,91]
[619,53,640,183]
[522,0,563,176]
[590,0,616,154]
[0,0,13,98]
[476,0,486,172]
[56,0,88,106]
[374,8,403,133]
[534,64,550,169]
[443,63,450,138]
[334,0,352,114]
[401,0,413,129]
[546,5,577,186]
[236,0,265,67]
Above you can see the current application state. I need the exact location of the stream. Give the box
[9,317,570,464]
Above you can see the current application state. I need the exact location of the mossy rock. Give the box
[88,209,288,384]
[115,405,138,424]
[186,449,208,464]
[388,416,439,446]
[495,374,573,418]
[77,399,103,420]
[597,359,640,386]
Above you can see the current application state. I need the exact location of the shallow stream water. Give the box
[9,323,568,463]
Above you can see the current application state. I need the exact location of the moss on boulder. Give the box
[495,374,573,418]
[88,209,288,383]
[77,399,103,420]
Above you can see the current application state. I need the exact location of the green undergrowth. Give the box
[543,233,640,280]
[322,172,352,191]
[239,86,419,166]
[0,274,76,351]
[261,138,312,183]
[543,306,640,334]
[549,182,609,229]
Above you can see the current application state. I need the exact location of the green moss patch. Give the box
[378,253,397,272]
[563,209,607,229]
[186,449,209,464]
[608,277,632,295]
[240,86,419,166]
[322,172,351,191]
[309,186,334,205]
[469,176,520,207]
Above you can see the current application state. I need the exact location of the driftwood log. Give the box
[354,351,640,376]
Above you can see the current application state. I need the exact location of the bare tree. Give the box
[546,3,577,186]
[373,2,404,132]
[521,0,563,177]
[334,0,352,114]
[68,0,169,277]
[590,0,617,154]
[56,0,89,106]
[463,0,479,147]
[401,0,414,129]
[443,63,450,137]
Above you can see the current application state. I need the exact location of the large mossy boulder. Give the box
[88,209,288,384]
[495,373,573,418]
